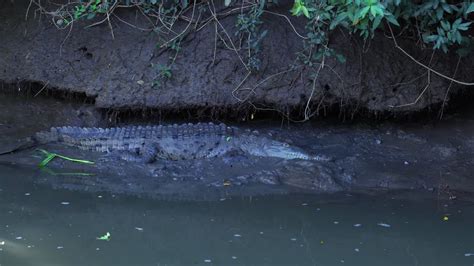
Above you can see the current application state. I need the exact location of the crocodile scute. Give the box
[31,122,327,162]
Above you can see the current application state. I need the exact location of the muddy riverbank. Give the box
[0,92,473,201]
[1,0,474,116]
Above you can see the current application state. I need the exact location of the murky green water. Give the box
[1,165,473,266]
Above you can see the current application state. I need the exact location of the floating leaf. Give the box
[96,232,111,241]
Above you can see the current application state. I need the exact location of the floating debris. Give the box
[57,246,64,249]
[301,203,308,206]
[290,238,297,241]
[465,253,474,257]
[233,234,241,238]
[15,236,22,240]
[231,256,237,260]
[333,221,339,225]
[0,241,5,245]
[204,259,212,263]
[60,202,70,205]
[24,193,31,196]
[353,224,362,227]
[135,227,144,231]
[443,216,449,221]
[96,232,111,241]
[354,248,360,252]
[377,223,391,228]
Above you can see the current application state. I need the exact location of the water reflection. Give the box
[0,165,473,266]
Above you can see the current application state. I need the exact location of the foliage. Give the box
[293,0,474,55]
[151,63,173,88]
[235,2,268,71]
[41,0,473,78]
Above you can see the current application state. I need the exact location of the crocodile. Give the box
[0,123,328,162]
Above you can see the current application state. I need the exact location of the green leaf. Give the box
[455,31,462,44]
[441,3,452,14]
[355,6,370,21]
[466,3,474,14]
[39,154,56,168]
[335,53,346,63]
[330,12,348,30]
[86,13,96,20]
[302,6,310,18]
[96,232,111,241]
[370,5,383,17]
[452,18,462,30]
[458,22,472,31]
[384,14,399,26]
[440,20,450,31]
[371,15,382,31]
[423,34,438,43]
[291,0,302,16]
[436,8,443,20]
[37,149,94,167]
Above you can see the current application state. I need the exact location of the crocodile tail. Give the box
[0,137,38,155]
[0,128,59,155]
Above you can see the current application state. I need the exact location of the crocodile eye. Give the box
[283,143,289,147]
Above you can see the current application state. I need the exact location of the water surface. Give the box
[1,165,473,266]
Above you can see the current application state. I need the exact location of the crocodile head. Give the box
[260,141,314,160]
[241,137,320,160]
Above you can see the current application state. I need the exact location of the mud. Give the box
[1,0,473,116]
[0,93,473,201]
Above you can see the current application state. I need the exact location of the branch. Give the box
[387,23,474,86]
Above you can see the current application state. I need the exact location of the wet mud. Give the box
[0,93,473,201]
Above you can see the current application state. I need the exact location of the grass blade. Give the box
[37,149,95,167]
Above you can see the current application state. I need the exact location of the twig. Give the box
[389,70,431,108]
[159,0,197,48]
[387,23,474,86]
[304,60,324,121]
[106,6,115,39]
[439,56,461,119]
[232,66,302,102]
[111,13,152,31]
[208,0,249,71]
[389,51,436,108]
[231,71,252,100]
[263,10,307,39]
[34,81,49,97]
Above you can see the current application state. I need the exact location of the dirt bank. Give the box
[0,93,473,201]
[1,0,473,117]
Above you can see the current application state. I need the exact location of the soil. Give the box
[1,0,473,117]
[0,92,473,201]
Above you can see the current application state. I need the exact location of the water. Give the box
[1,165,473,266]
